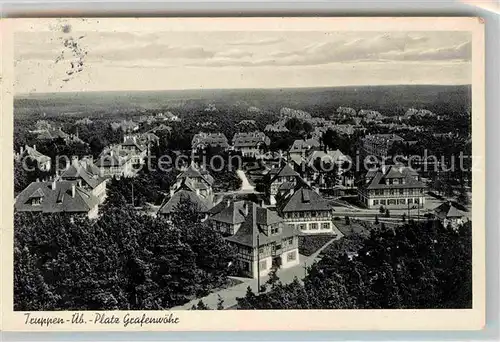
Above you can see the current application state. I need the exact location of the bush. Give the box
[333,216,341,221]
[299,234,335,256]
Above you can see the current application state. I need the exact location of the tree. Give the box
[191,300,210,310]
[235,220,472,310]
[402,213,406,222]
[457,186,470,206]
[385,209,390,218]
[345,216,350,225]
[379,205,385,214]
[216,295,225,310]
[374,215,379,225]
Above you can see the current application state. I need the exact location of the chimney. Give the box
[20,146,24,155]
[243,201,249,216]
[33,144,36,151]
[71,184,76,198]
[226,199,231,208]
[52,179,57,190]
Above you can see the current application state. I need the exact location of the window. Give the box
[409,189,414,195]
[259,247,264,255]
[388,199,397,205]
[299,224,306,230]
[31,197,42,206]
[393,179,399,185]
[311,211,317,217]
[380,200,386,205]
[408,198,413,204]
[259,260,267,270]
[399,189,404,195]
[399,199,406,205]
[321,222,330,230]
[287,251,297,262]
[299,212,304,218]
[310,223,318,230]
[415,198,419,204]
[271,225,279,235]
[373,200,379,205]
[390,189,395,195]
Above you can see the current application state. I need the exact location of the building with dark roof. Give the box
[60,157,107,203]
[15,179,100,219]
[433,201,469,229]
[158,163,216,220]
[268,163,307,205]
[357,164,426,209]
[210,200,299,279]
[231,131,270,157]
[288,138,321,159]
[278,186,335,234]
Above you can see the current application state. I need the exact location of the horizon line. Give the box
[14,83,472,97]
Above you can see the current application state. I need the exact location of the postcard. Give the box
[0,17,485,331]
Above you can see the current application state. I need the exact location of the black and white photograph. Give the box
[2,17,485,330]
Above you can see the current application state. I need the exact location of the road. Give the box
[170,227,343,310]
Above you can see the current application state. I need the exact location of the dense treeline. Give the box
[14,198,236,311]
[237,220,472,309]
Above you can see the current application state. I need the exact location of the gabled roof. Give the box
[15,181,99,214]
[191,132,229,148]
[232,131,270,148]
[289,138,320,153]
[434,201,467,220]
[281,187,333,212]
[306,149,349,166]
[60,161,106,189]
[122,137,146,151]
[272,163,299,179]
[225,202,296,247]
[22,145,51,163]
[210,200,248,225]
[158,189,211,215]
[177,163,215,186]
[363,165,426,190]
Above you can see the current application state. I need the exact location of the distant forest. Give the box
[14,85,471,120]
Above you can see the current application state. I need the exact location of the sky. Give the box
[14,21,472,94]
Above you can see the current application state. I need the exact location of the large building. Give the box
[231,131,270,158]
[191,132,230,152]
[158,163,215,220]
[357,164,427,209]
[14,179,100,219]
[361,133,405,160]
[210,200,299,279]
[278,186,336,234]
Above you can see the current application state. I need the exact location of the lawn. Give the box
[298,234,336,257]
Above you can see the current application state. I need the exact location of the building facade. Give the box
[215,201,299,279]
[358,165,427,209]
[279,186,336,234]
